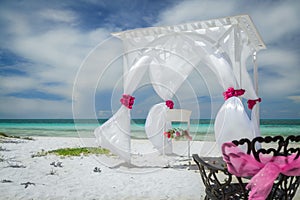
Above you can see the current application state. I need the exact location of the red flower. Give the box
[223,87,245,100]
[167,132,171,138]
[120,94,135,109]
[247,98,261,110]
[166,100,174,109]
[164,132,171,138]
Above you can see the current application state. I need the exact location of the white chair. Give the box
[164,109,192,158]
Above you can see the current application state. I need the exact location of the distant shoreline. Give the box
[0,119,299,140]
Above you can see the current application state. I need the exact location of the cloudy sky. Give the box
[0,0,299,119]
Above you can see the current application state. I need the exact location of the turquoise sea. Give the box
[0,119,299,141]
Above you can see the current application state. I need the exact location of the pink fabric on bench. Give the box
[222,142,300,200]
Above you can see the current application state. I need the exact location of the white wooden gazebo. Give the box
[94,15,266,162]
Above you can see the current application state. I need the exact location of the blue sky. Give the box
[0,0,299,119]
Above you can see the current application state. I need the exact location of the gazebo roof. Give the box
[112,14,266,51]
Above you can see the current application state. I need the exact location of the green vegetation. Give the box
[0,132,8,137]
[32,147,111,157]
[0,132,34,140]
[48,147,110,156]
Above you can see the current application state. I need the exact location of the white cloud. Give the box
[252,1,300,43]
[287,96,300,103]
[39,9,77,23]
[11,28,84,68]
[156,0,236,26]
[259,49,298,69]
[0,9,31,36]
[0,76,39,95]
[0,4,121,118]
[0,96,71,118]
[258,48,300,97]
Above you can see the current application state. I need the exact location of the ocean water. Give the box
[0,119,299,141]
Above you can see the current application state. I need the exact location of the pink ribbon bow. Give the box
[247,98,261,110]
[166,100,174,109]
[222,142,300,200]
[120,94,135,109]
[223,87,245,100]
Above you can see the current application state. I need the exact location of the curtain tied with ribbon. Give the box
[215,86,261,152]
[223,87,262,110]
[222,87,262,110]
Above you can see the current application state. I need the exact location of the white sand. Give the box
[0,136,299,200]
[0,136,221,200]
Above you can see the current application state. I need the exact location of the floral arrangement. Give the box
[163,128,192,140]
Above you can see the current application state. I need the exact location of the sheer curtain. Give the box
[145,54,194,154]
[94,55,150,162]
[213,26,261,151]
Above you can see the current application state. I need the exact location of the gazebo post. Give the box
[253,51,260,128]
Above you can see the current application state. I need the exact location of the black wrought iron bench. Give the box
[193,135,300,200]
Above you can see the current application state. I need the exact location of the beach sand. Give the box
[0,136,299,199]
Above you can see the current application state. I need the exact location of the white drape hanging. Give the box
[94,55,151,162]
[145,58,195,154]
[144,33,201,153]
[94,15,266,161]
[213,24,262,150]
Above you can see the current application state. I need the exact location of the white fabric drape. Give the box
[145,103,172,154]
[214,96,254,148]
[94,55,150,162]
[213,28,261,151]
[145,56,194,153]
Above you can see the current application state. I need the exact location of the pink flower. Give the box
[247,98,261,110]
[120,94,135,109]
[223,87,245,100]
[166,100,174,109]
